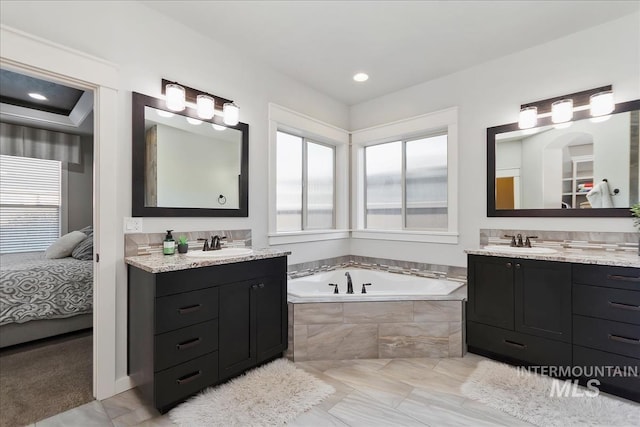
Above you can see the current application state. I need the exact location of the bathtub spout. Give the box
[345,272,354,294]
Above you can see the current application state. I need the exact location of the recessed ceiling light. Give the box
[28,92,47,101]
[353,73,369,82]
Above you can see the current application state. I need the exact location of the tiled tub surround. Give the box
[475,229,639,268]
[124,229,251,257]
[286,266,466,362]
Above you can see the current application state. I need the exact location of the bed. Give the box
[0,251,93,348]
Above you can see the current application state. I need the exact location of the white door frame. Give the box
[1,25,120,400]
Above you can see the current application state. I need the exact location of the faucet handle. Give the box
[504,234,517,247]
[361,283,371,294]
[524,236,538,248]
[328,283,339,294]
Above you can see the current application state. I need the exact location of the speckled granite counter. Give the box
[125,248,291,273]
[466,247,639,268]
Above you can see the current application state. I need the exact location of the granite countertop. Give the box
[466,247,640,268]
[125,248,291,273]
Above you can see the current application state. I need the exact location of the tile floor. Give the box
[29,353,536,426]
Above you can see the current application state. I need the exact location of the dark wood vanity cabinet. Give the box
[467,255,640,402]
[128,256,287,413]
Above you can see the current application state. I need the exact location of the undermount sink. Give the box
[185,247,254,258]
[483,246,558,254]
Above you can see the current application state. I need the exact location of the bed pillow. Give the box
[72,233,94,261]
[45,230,87,259]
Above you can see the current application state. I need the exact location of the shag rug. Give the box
[169,358,335,426]
[461,360,640,427]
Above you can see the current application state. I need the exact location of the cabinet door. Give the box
[514,259,571,342]
[218,280,256,380]
[467,255,514,330]
[256,275,287,363]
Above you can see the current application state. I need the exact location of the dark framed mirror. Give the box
[487,99,640,217]
[132,92,248,217]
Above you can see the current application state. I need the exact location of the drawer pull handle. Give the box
[176,337,201,350]
[607,274,640,283]
[503,339,526,349]
[177,304,202,315]
[608,301,640,312]
[608,334,640,345]
[176,370,202,385]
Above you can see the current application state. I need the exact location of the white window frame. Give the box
[268,103,349,245]
[352,107,459,244]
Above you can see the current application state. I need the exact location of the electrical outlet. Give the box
[124,217,143,233]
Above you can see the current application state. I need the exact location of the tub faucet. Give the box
[345,272,354,294]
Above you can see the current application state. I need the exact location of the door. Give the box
[514,259,572,342]
[256,275,287,363]
[218,280,256,380]
[496,177,515,209]
[467,255,514,330]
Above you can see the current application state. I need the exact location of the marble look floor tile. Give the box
[110,404,158,427]
[134,414,176,426]
[307,324,378,360]
[101,388,148,419]
[323,364,415,408]
[377,358,440,384]
[413,300,462,322]
[343,301,414,323]
[379,322,450,358]
[294,303,343,324]
[460,399,535,426]
[433,354,484,382]
[329,390,427,426]
[288,406,350,427]
[35,401,112,427]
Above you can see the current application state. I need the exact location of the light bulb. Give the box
[518,106,537,129]
[223,102,240,126]
[551,99,573,123]
[196,94,215,119]
[212,124,226,131]
[590,91,614,117]
[165,84,186,112]
[186,117,202,125]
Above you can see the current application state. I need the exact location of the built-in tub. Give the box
[288,268,463,300]
[286,268,467,362]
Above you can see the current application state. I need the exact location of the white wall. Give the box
[0,0,350,387]
[349,12,640,267]
[66,135,94,230]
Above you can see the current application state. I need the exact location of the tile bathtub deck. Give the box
[32,354,539,426]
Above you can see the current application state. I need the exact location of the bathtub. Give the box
[288,268,464,301]
[286,268,466,361]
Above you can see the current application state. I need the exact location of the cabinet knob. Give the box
[515,263,521,269]
[506,262,512,268]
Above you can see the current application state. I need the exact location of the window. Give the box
[0,155,61,253]
[276,131,335,232]
[365,134,448,230]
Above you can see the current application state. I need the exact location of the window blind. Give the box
[0,155,61,253]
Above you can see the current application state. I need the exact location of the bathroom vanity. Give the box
[126,249,289,413]
[466,248,639,402]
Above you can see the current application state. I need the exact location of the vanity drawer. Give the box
[573,345,640,402]
[573,284,640,325]
[155,319,219,372]
[572,264,640,291]
[573,315,640,359]
[154,351,218,412]
[467,321,572,367]
[155,287,219,334]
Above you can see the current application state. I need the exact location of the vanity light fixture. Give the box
[223,102,240,126]
[165,83,186,111]
[162,79,240,125]
[212,123,226,131]
[156,110,174,118]
[518,106,537,129]
[196,94,215,119]
[590,90,614,117]
[551,99,573,123]
[186,117,202,125]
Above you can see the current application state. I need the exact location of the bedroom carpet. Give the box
[0,331,93,427]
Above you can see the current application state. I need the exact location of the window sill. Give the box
[268,229,350,245]
[351,230,459,244]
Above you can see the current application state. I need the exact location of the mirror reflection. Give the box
[143,106,242,209]
[494,109,639,210]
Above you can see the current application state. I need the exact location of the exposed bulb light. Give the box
[28,92,47,101]
[554,122,572,130]
[223,102,240,126]
[186,117,202,125]
[156,110,174,118]
[196,94,215,119]
[518,106,537,129]
[590,115,611,123]
[590,91,614,117]
[353,73,369,82]
[551,99,573,123]
[212,124,226,131]
[165,83,186,111]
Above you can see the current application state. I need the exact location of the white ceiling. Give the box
[143,1,639,106]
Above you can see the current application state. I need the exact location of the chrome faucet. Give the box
[345,272,354,294]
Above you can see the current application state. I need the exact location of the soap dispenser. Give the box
[163,230,176,255]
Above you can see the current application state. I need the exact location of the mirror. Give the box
[132,92,248,217]
[487,99,639,217]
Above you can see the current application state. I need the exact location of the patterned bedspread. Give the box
[0,252,93,325]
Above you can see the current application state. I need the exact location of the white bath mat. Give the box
[169,358,335,426]
[461,360,640,427]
